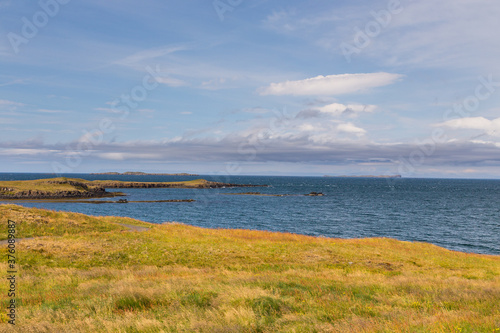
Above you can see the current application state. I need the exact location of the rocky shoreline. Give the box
[0,190,121,200]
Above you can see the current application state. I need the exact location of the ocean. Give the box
[1,173,499,255]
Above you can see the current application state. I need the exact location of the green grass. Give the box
[0,178,95,193]
[0,204,152,240]
[0,204,499,332]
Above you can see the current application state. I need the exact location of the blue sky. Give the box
[1,0,500,177]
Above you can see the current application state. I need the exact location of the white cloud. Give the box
[470,140,500,148]
[337,122,366,136]
[317,103,376,116]
[156,76,187,87]
[439,117,500,137]
[0,148,54,156]
[258,72,403,96]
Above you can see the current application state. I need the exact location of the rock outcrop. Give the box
[0,178,265,200]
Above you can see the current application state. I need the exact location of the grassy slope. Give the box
[0,178,96,193]
[0,204,499,332]
[0,204,152,240]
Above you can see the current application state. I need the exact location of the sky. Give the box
[1,0,500,178]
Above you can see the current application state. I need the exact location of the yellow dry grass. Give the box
[0,204,498,332]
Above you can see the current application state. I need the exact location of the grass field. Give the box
[0,204,499,332]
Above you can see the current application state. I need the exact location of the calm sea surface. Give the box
[1,173,499,255]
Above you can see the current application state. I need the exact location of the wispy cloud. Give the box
[94,107,120,114]
[0,78,28,87]
[0,99,25,114]
[371,0,500,69]
[264,1,500,72]
[37,109,69,114]
[0,99,24,107]
[114,45,188,68]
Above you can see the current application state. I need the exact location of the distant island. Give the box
[323,175,402,178]
[91,171,199,176]
[223,192,325,197]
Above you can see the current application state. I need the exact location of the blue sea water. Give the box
[1,173,499,255]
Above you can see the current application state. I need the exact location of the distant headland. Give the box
[323,175,402,178]
[91,171,199,176]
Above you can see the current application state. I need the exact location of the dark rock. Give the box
[306,192,324,196]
